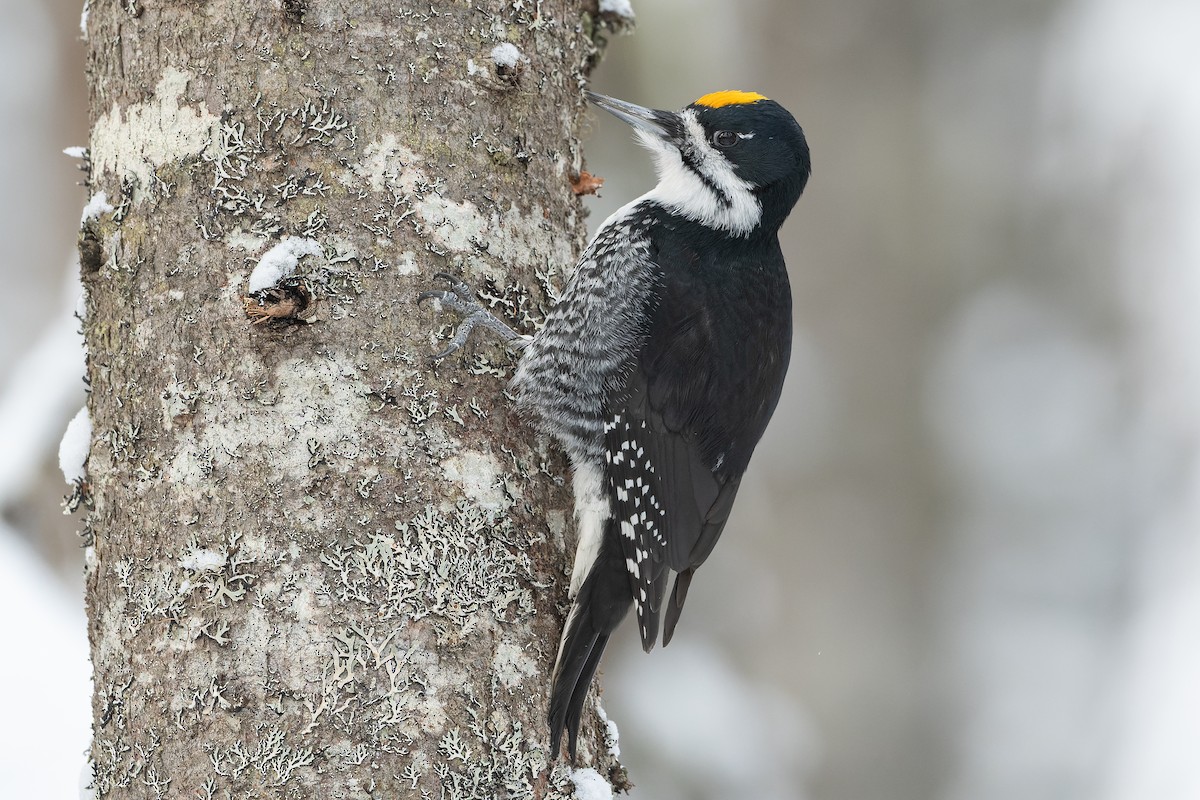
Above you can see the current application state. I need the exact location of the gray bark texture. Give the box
[78,1,629,797]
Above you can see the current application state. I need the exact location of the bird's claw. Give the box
[419,273,490,362]
[418,273,477,315]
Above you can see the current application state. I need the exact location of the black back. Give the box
[605,208,793,649]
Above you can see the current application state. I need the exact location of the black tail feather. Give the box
[662,567,694,647]
[549,615,599,760]
[548,527,632,761]
[564,632,610,759]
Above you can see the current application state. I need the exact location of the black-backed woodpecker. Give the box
[420,89,811,761]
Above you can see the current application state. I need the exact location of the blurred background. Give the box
[3,0,1199,798]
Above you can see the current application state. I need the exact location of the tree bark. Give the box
[78,2,626,797]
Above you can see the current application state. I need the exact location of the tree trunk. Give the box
[78,2,626,797]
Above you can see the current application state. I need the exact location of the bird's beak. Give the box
[586,91,683,147]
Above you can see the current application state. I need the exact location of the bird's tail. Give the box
[549,525,632,761]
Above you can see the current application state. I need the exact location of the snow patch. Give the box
[569,768,613,800]
[63,146,87,159]
[248,236,323,292]
[491,43,524,70]
[80,192,113,224]
[599,0,635,20]
[89,67,218,189]
[58,406,92,484]
[79,0,90,39]
[597,702,620,758]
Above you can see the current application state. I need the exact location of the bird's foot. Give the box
[418,272,527,360]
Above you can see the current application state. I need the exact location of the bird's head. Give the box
[587,89,811,237]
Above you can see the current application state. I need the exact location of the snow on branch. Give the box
[58,406,92,485]
[569,768,613,800]
[599,0,635,20]
[490,43,524,70]
[80,192,113,225]
[248,236,323,293]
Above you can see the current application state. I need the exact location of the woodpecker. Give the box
[420,89,810,760]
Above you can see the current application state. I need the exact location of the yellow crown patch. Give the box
[693,90,768,108]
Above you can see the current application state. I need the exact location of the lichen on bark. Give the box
[78,2,624,797]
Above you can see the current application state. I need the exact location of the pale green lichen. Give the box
[427,689,552,800]
[199,94,351,252]
[295,495,550,766]
[317,502,537,626]
[101,530,258,654]
[208,725,316,788]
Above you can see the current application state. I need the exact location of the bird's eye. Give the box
[712,130,739,148]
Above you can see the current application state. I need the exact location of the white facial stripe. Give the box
[635,109,762,236]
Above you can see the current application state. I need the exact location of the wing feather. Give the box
[603,226,792,647]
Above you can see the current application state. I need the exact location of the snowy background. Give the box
[4,0,1200,798]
